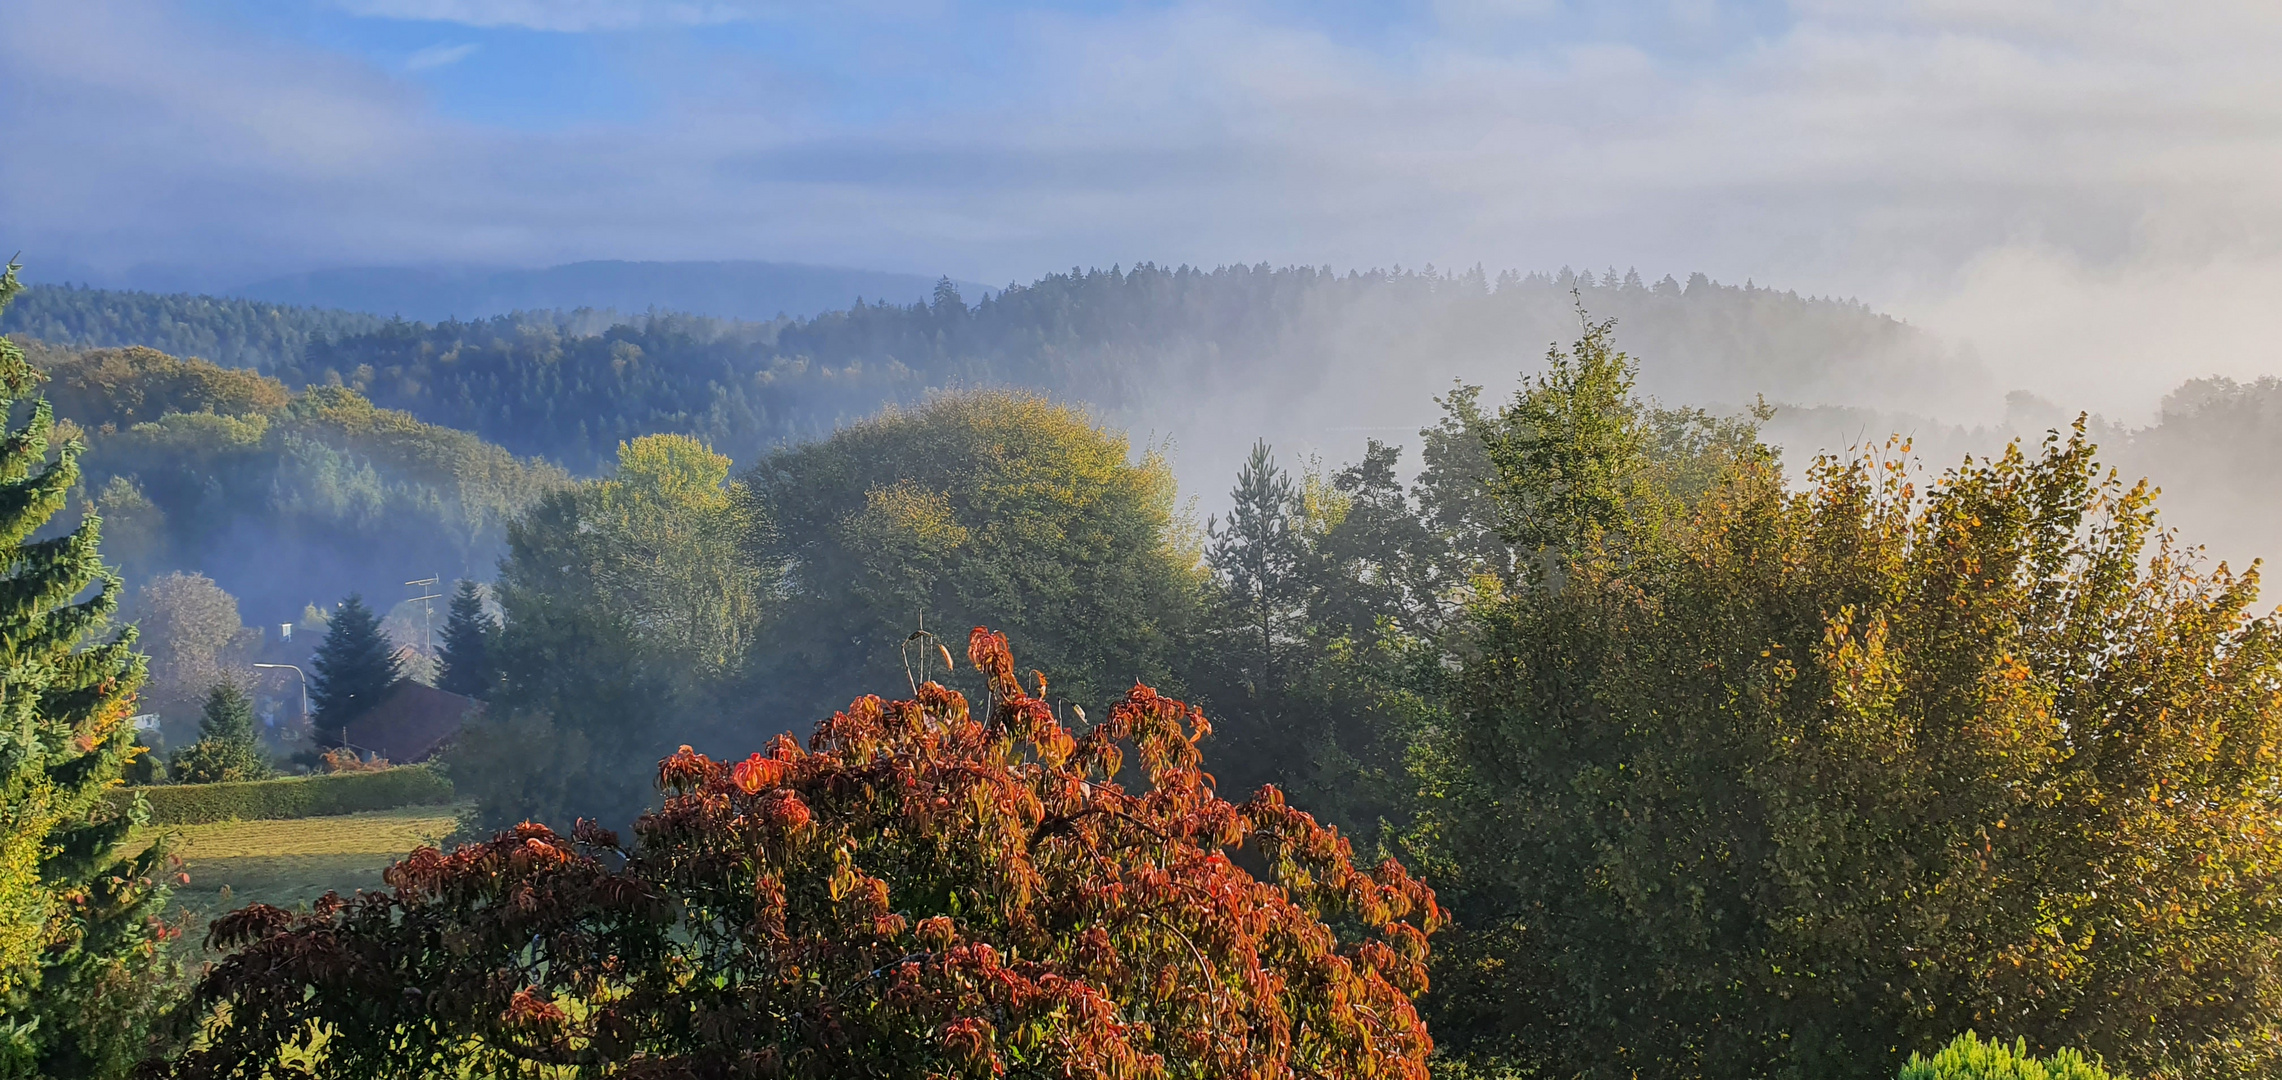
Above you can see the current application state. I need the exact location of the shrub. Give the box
[114,766,453,825]
[158,629,1440,1079]
[1900,1033,2121,1080]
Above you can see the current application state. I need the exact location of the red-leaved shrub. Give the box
[158,628,1440,1079]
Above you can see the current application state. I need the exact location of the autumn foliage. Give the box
[160,628,1439,1079]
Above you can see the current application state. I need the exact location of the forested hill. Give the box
[5,264,1980,477]
[17,339,567,624]
[282,265,1986,476]
[233,259,985,323]
[0,283,387,369]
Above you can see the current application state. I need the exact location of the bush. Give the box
[1900,1033,2121,1080]
[158,629,1440,1079]
[112,766,453,825]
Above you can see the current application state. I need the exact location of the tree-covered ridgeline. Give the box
[0,284,385,370]
[12,264,1957,474]
[14,342,568,623]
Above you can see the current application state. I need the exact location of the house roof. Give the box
[345,680,480,764]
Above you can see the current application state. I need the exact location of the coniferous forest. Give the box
[9,254,2282,1080]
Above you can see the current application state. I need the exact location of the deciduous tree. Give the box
[133,571,251,741]
[750,391,1200,722]
[163,630,1441,1080]
[457,435,771,830]
[1424,333,2282,1079]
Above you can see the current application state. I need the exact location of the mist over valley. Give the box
[10,4,2282,1077]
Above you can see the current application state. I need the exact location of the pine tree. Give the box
[169,681,271,784]
[435,579,495,698]
[1207,440,1309,695]
[197,680,256,745]
[309,593,400,748]
[0,259,177,1072]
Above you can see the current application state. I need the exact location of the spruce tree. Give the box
[435,579,495,698]
[309,593,400,748]
[0,259,176,1071]
[1207,440,1309,695]
[169,681,271,784]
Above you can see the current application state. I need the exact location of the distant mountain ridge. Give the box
[231,260,990,323]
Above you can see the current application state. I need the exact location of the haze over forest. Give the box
[12,4,2282,1078]
[13,260,2282,616]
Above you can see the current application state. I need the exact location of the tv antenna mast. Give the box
[405,575,443,654]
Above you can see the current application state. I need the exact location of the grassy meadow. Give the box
[125,805,466,922]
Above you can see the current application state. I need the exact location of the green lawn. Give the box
[125,804,467,921]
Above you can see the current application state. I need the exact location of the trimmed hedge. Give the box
[113,765,456,825]
[1900,1033,2122,1080]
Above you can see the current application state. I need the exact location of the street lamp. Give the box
[252,663,309,736]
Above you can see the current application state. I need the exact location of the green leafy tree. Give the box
[1422,329,2282,1079]
[168,682,271,785]
[308,594,399,748]
[457,435,771,830]
[1476,313,1660,559]
[434,579,495,698]
[0,261,180,1076]
[750,390,1200,721]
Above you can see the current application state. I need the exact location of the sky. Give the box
[4,0,2282,416]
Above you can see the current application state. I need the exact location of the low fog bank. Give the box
[21,257,2282,609]
[1070,268,1987,505]
[1097,262,2282,576]
[1750,382,2282,577]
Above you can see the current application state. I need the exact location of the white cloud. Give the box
[333,0,770,31]
[405,42,479,70]
[8,0,2282,423]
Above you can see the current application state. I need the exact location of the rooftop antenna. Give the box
[404,575,443,655]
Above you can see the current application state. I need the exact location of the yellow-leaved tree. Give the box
[1423,323,2282,1080]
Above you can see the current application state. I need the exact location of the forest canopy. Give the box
[17,341,566,622]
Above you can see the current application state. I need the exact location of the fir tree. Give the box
[197,679,256,745]
[168,681,271,784]
[435,579,495,698]
[1207,440,1309,695]
[0,259,177,1072]
[309,593,399,748]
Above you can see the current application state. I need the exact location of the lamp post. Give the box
[252,663,309,739]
